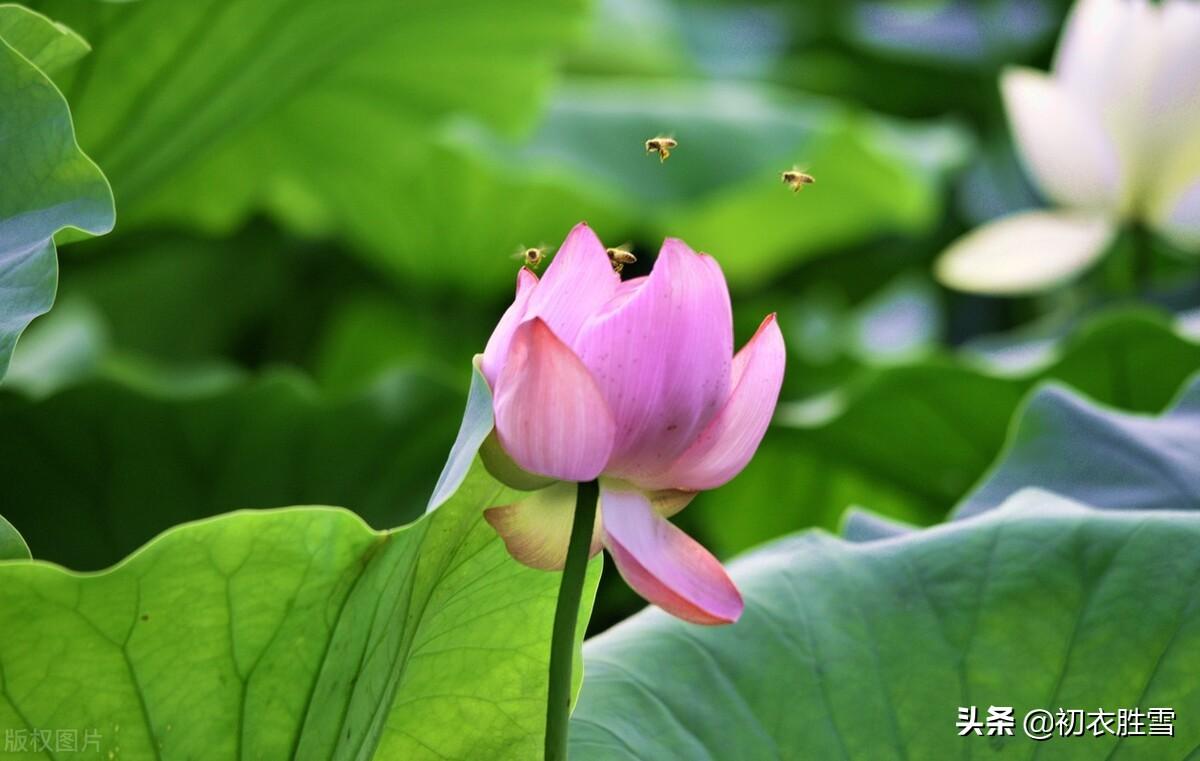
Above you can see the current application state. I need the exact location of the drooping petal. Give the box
[935,210,1117,295]
[493,318,616,482]
[600,485,742,625]
[645,314,786,492]
[524,222,621,346]
[645,489,696,519]
[1002,68,1124,211]
[484,481,602,571]
[602,478,697,517]
[574,239,733,481]
[480,268,539,386]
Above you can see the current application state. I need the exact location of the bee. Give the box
[512,245,548,270]
[781,167,815,192]
[606,243,637,273]
[645,136,678,163]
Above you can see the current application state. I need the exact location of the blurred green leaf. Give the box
[956,130,1041,225]
[1,296,109,397]
[49,226,507,392]
[31,0,587,284]
[0,462,600,760]
[301,139,629,295]
[688,309,1200,556]
[0,369,461,570]
[0,513,29,560]
[784,271,943,371]
[0,11,112,380]
[471,81,970,287]
[956,374,1200,519]
[845,0,1056,69]
[56,228,320,365]
[0,4,87,73]
[567,0,691,77]
[55,224,474,385]
[848,273,943,362]
[569,0,792,79]
[572,491,1200,758]
[314,295,465,393]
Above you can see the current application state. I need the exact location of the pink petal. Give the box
[524,222,621,346]
[645,314,786,491]
[493,319,616,482]
[480,268,539,387]
[484,481,603,571]
[574,239,733,481]
[600,485,742,625]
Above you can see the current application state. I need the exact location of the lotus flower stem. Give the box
[544,478,598,761]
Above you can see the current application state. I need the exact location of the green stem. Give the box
[545,478,598,761]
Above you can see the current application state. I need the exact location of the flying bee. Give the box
[645,136,678,163]
[512,245,548,270]
[781,167,815,192]
[606,243,637,273]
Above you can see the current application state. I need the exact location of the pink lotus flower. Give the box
[465,222,785,625]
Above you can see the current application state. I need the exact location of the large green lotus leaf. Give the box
[572,490,1200,759]
[845,372,1200,541]
[955,375,1200,519]
[26,0,588,286]
[0,369,462,570]
[686,309,1200,556]
[0,462,600,760]
[0,11,112,381]
[467,81,969,287]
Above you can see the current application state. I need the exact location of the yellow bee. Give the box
[645,136,678,163]
[513,245,548,270]
[781,167,815,192]
[606,244,637,273]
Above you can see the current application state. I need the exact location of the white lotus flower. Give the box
[937,0,1200,294]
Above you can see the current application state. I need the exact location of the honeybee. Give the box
[781,167,815,192]
[513,245,548,270]
[606,244,637,273]
[645,136,678,163]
